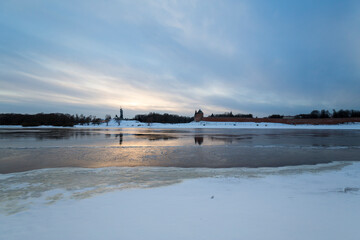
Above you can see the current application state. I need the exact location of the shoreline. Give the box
[1,120,360,129]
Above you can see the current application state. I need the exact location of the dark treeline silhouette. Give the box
[134,112,193,124]
[294,109,360,119]
[268,114,284,119]
[267,109,360,119]
[0,113,103,127]
[332,109,360,118]
[209,112,253,118]
[295,110,331,119]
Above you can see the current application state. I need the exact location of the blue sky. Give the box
[1,0,360,118]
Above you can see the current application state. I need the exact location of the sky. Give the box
[1,0,360,118]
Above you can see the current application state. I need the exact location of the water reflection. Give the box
[208,135,253,144]
[1,128,359,148]
[0,128,360,173]
[133,134,178,141]
[115,133,123,145]
[0,129,101,140]
[194,136,204,145]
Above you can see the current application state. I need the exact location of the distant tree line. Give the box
[295,109,360,119]
[134,112,193,124]
[209,112,253,118]
[267,109,360,119]
[0,113,103,127]
[331,109,360,118]
[268,114,284,119]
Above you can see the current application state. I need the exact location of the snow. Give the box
[2,119,360,129]
[76,119,360,129]
[1,162,360,240]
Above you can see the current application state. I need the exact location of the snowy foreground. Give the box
[2,119,360,129]
[1,162,360,240]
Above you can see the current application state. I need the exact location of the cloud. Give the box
[147,0,237,56]
[0,53,203,116]
[0,0,360,117]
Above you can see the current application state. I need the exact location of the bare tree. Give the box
[105,114,112,126]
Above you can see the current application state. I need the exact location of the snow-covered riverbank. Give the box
[1,162,359,240]
[1,119,360,129]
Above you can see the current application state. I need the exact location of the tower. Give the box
[120,107,124,120]
[194,109,204,122]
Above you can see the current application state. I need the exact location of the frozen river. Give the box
[1,128,360,173]
[1,127,360,240]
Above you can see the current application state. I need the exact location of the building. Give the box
[194,109,204,122]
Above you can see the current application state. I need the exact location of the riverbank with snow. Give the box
[1,162,359,240]
[1,119,360,129]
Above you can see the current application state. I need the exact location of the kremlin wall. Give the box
[194,110,360,125]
